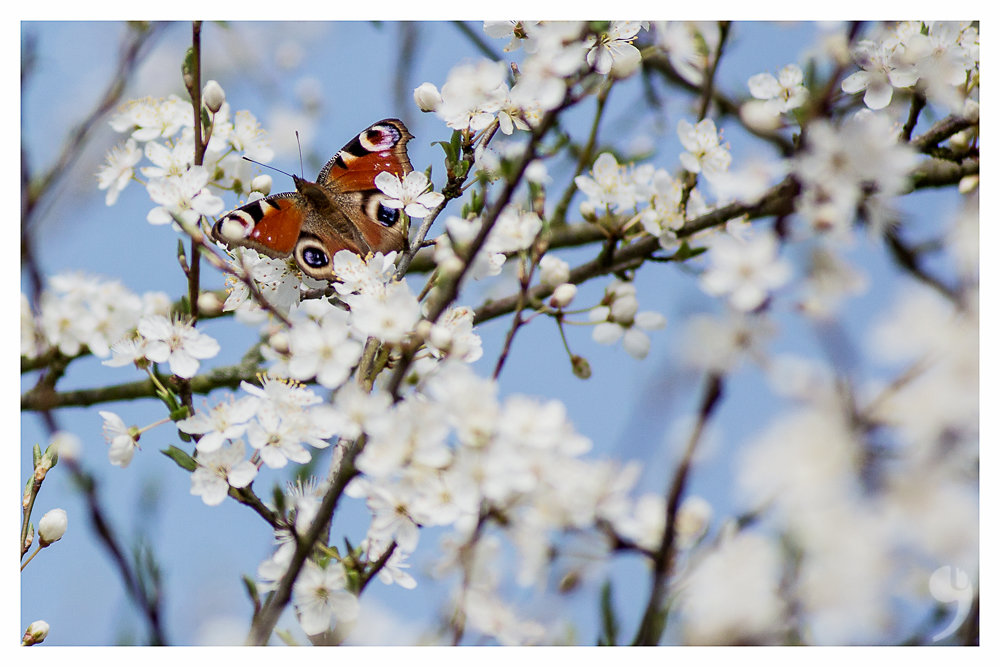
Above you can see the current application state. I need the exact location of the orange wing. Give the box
[318,119,414,192]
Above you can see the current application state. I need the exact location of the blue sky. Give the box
[18,20,976,646]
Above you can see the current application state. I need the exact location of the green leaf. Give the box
[161,445,197,472]
[597,579,619,646]
[433,134,459,165]
[271,484,287,516]
[242,574,261,613]
[181,47,196,87]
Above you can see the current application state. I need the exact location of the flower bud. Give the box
[571,354,592,379]
[962,98,979,122]
[739,100,782,132]
[538,255,570,288]
[439,256,465,279]
[250,174,273,196]
[22,620,50,646]
[218,217,250,242]
[202,79,226,113]
[525,160,550,185]
[414,319,434,342]
[948,130,970,151]
[610,294,639,322]
[959,174,979,194]
[549,283,578,309]
[413,82,442,112]
[38,508,67,546]
[268,331,290,355]
[675,496,712,549]
[579,200,598,223]
[197,291,224,317]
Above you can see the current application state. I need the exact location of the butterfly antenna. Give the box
[241,156,295,180]
[296,130,305,177]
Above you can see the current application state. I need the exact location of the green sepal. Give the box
[161,445,197,472]
[672,240,707,262]
[275,628,298,646]
[169,404,191,422]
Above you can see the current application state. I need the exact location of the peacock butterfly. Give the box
[212,118,413,281]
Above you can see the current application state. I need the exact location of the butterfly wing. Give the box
[318,118,413,190]
[211,192,307,258]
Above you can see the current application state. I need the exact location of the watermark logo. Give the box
[928,565,974,641]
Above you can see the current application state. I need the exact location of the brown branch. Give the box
[910,115,977,154]
[474,176,799,324]
[632,373,723,646]
[21,360,262,411]
[247,436,364,645]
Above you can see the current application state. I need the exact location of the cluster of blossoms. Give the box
[21,273,171,361]
[840,21,978,112]
[434,206,543,281]
[319,361,691,643]
[793,110,921,240]
[152,242,676,639]
[415,22,650,136]
[571,118,734,249]
[98,82,274,228]
[696,285,979,644]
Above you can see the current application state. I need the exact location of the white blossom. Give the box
[293,560,359,635]
[96,138,141,205]
[99,411,139,467]
[136,315,220,378]
[677,118,731,181]
[190,440,258,506]
[748,64,809,115]
[374,170,444,218]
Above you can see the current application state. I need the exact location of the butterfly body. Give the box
[212,119,413,280]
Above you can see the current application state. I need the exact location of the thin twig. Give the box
[632,374,723,646]
[550,81,612,227]
[451,20,504,64]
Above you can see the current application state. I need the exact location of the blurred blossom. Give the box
[677,118,731,181]
[678,531,785,644]
[699,229,791,311]
[748,64,809,114]
[293,560,359,635]
[677,310,776,373]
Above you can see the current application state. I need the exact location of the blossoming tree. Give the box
[20,20,978,646]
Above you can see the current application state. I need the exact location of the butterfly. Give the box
[212,118,413,281]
